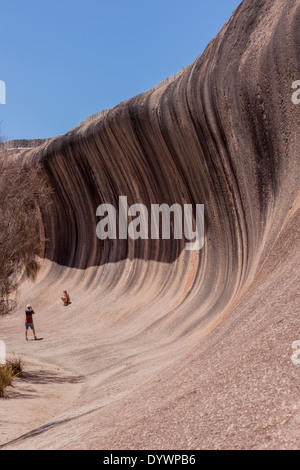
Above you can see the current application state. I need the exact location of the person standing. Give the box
[25,304,38,341]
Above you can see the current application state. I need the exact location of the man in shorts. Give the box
[25,304,38,341]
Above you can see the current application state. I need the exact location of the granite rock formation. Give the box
[0,0,299,449]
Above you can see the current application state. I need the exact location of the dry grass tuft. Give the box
[0,355,24,397]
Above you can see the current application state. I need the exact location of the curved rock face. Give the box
[31,0,299,335]
[1,0,300,449]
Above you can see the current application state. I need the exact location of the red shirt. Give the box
[25,309,34,323]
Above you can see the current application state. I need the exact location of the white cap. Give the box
[26,304,31,308]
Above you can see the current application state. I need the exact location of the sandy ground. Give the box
[0,356,83,446]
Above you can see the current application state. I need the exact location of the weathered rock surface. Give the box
[0,0,299,449]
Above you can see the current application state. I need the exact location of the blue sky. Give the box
[0,0,241,141]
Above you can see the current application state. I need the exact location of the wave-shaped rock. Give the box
[26,0,300,333]
[1,0,299,449]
